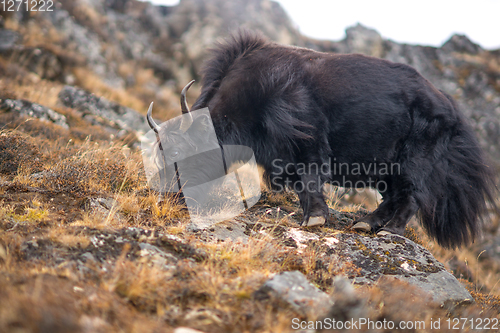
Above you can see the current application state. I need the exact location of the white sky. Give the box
[142,0,500,50]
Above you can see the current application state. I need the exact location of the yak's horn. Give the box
[181,80,195,113]
[147,102,160,134]
[179,80,195,132]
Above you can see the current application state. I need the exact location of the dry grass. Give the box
[4,13,62,47]
[71,67,179,121]
[0,78,62,109]
[0,130,46,176]
[0,118,499,332]
[72,67,146,113]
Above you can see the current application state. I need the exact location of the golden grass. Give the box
[71,67,178,121]
[47,229,91,249]
[0,80,63,109]
[72,67,146,113]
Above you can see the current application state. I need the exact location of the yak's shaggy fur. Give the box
[172,31,497,248]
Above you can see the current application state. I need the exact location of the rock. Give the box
[30,171,58,180]
[45,8,122,87]
[81,252,96,262]
[187,220,250,243]
[183,308,222,329]
[324,276,367,322]
[58,85,149,136]
[87,197,120,212]
[85,197,123,223]
[15,47,69,81]
[138,242,178,270]
[343,23,384,57]
[171,0,304,76]
[442,34,483,55]
[155,234,208,262]
[79,315,111,333]
[0,28,20,52]
[323,232,473,306]
[387,270,473,307]
[0,98,69,129]
[255,271,333,317]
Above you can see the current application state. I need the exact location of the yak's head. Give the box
[145,81,260,218]
[147,80,216,169]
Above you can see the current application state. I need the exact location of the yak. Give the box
[147,31,498,248]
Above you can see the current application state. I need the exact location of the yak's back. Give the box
[194,31,270,108]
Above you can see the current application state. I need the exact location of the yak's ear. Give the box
[187,114,212,141]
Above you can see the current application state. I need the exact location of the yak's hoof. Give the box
[352,222,371,232]
[303,216,326,227]
[377,230,394,237]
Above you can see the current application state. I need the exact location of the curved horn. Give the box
[147,102,161,134]
[181,80,195,114]
[179,80,195,132]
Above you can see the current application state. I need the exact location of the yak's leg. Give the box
[352,197,396,232]
[377,195,418,236]
[296,174,329,227]
[352,177,419,236]
[352,180,396,232]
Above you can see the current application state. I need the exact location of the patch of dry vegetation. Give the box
[0,131,46,175]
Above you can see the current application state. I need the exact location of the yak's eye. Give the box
[169,149,180,159]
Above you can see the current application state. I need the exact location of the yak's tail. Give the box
[416,110,498,248]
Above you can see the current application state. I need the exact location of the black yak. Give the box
[147,31,497,248]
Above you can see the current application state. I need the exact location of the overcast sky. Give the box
[141,0,500,50]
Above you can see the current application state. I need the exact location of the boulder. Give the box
[304,231,473,307]
[0,98,69,129]
[255,271,333,317]
[58,85,149,136]
[0,28,20,53]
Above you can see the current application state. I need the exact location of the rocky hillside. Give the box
[1,0,500,332]
[2,0,499,164]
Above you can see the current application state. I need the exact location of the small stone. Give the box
[255,271,333,317]
[81,252,95,262]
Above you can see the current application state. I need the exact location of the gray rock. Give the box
[88,197,119,211]
[30,171,58,180]
[58,85,149,135]
[44,9,122,87]
[323,232,473,306]
[138,242,178,270]
[187,220,250,243]
[442,34,483,55]
[81,252,96,262]
[86,197,123,223]
[344,24,384,57]
[388,270,473,307]
[255,271,333,317]
[320,276,367,326]
[0,99,69,129]
[0,28,20,52]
